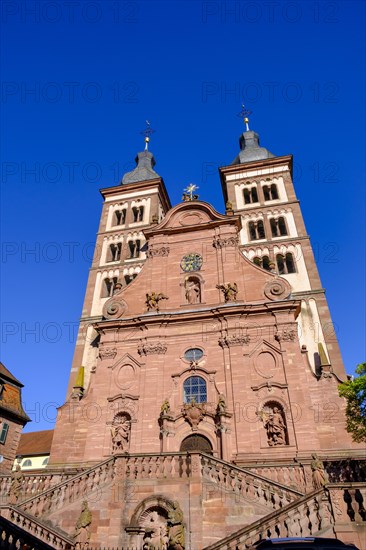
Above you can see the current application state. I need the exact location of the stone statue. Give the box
[216,282,238,303]
[311,454,327,489]
[111,416,130,453]
[146,292,168,312]
[185,278,201,304]
[160,398,171,415]
[168,501,185,550]
[142,510,169,550]
[74,500,92,549]
[9,464,23,504]
[263,406,287,446]
[217,394,227,414]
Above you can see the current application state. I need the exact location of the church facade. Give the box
[1,123,365,549]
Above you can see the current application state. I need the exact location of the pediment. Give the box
[109,352,143,371]
[144,200,240,237]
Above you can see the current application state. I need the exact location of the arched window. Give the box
[248,221,257,240]
[107,242,122,262]
[243,188,251,205]
[263,184,279,201]
[276,253,296,274]
[180,434,213,454]
[113,209,127,226]
[244,187,258,204]
[263,185,270,201]
[101,277,118,297]
[270,217,288,237]
[251,187,258,203]
[183,376,207,404]
[248,220,266,241]
[278,217,288,236]
[128,240,141,259]
[22,459,32,468]
[132,206,144,222]
[42,457,49,466]
[270,218,278,237]
[124,273,137,285]
[252,255,271,271]
[257,220,265,239]
[285,252,296,273]
[262,256,271,271]
[276,254,285,275]
[271,184,279,199]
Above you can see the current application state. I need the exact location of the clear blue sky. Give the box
[1,0,365,432]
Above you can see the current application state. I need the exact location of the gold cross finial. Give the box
[140,120,156,150]
[237,105,252,131]
[182,183,199,201]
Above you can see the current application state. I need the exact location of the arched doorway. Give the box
[180,434,213,454]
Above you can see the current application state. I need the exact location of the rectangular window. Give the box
[0,422,9,444]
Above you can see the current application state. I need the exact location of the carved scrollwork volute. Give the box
[264,277,291,301]
[103,297,128,319]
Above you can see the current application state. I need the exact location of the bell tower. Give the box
[66,127,171,400]
[219,108,344,378]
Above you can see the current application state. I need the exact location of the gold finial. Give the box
[182,183,199,201]
[237,104,252,132]
[140,120,155,151]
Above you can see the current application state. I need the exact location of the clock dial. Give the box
[180,253,203,272]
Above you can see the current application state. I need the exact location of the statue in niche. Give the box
[142,510,169,550]
[185,277,201,304]
[168,501,185,549]
[146,292,168,312]
[311,454,328,489]
[111,414,131,453]
[160,398,171,416]
[74,500,92,549]
[216,282,238,303]
[262,405,287,446]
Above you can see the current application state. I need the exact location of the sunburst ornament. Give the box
[183,183,199,201]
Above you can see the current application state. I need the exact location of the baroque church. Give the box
[0,116,365,549]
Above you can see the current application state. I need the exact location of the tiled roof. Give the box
[17,430,54,456]
[0,361,22,386]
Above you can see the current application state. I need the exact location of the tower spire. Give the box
[121,122,160,184]
[232,105,275,164]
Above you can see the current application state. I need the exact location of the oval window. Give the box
[184,348,203,362]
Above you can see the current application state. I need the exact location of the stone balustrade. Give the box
[19,458,114,518]
[123,452,194,480]
[0,505,74,549]
[201,454,302,511]
[244,464,308,493]
[328,483,366,523]
[203,488,333,550]
[0,470,80,506]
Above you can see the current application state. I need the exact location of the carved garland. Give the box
[147,246,170,258]
[213,236,239,249]
[219,335,250,347]
[275,328,297,342]
[99,347,117,360]
[138,342,167,355]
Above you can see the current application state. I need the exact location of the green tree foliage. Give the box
[338,363,366,443]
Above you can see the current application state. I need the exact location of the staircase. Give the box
[0,454,364,549]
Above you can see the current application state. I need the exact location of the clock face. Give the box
[180,253,203,272]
